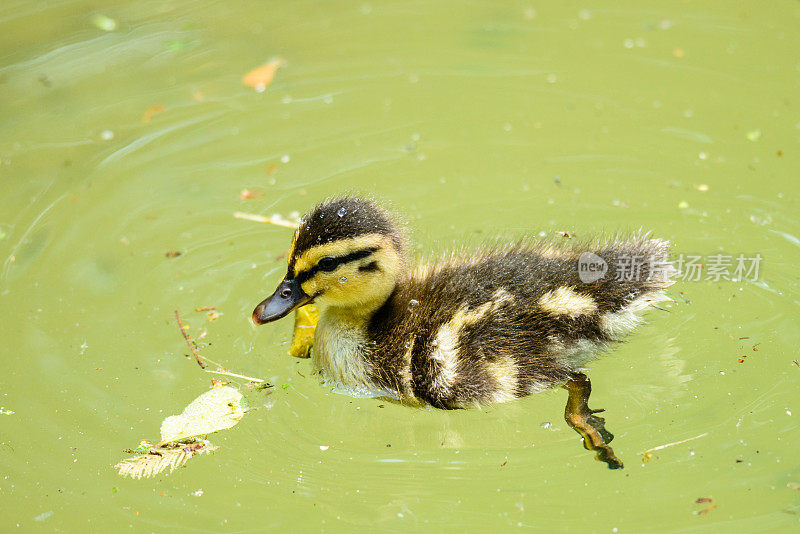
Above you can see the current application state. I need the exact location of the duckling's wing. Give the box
[394,236,673,407]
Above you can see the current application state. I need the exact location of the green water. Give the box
[2,0,799,531]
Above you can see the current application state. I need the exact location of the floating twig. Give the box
[204,369,264,383]
[194,306,216,312]
[639,432,708,455]
[234,211,299,229]
[175,310,206,369]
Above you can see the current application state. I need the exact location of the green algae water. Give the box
[2,0,799,531]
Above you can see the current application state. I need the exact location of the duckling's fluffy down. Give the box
[363,235,674,408]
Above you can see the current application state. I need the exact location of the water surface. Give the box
[2,0,799,531]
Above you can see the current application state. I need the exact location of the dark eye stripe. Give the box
[294,247,378,283]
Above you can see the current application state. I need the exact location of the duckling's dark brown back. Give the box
[365,237,674,408]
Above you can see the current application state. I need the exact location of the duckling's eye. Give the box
[318,257,338,272]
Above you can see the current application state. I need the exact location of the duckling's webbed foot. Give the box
[563,373,624,470]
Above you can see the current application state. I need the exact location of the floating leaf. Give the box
[91,14,117,32]
[159,384,246,445]
[114,384,249,479]
[115,442,218,479]
[289,304,319,358]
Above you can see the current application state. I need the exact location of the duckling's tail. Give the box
[586,236,676,339]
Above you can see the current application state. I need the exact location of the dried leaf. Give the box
[159,384,246,444]
[242,58,285,92]
[289,304,319,358]
[115,442,218,479]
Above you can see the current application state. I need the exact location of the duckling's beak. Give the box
[252,278,311,325]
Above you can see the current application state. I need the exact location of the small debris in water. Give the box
[693,184,709,192]
[540,421,553,430]
[192,488,204,497]
[695,497,712,504]
[91,13,117,31]
[142,104,167,123]
[695,503,716,515]
[34,511,54,522]
[175,309,206,369]
[746,129,762,142]
[319,445,329,451]
[234,211,299,229]
[242,58,285,92]
[788,482,800,491]
[195,306,216,312]
[239,188,264,200]
[205,310,220,322]
[165,251,182,258]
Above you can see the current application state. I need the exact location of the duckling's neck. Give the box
[312,294,392,390]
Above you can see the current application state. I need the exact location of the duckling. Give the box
[252,196,675,468]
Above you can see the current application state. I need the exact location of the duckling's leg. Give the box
[563,373,624,469]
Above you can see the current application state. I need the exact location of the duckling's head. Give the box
[252,197,406,324]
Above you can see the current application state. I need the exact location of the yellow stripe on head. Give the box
[293,234,390,275]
